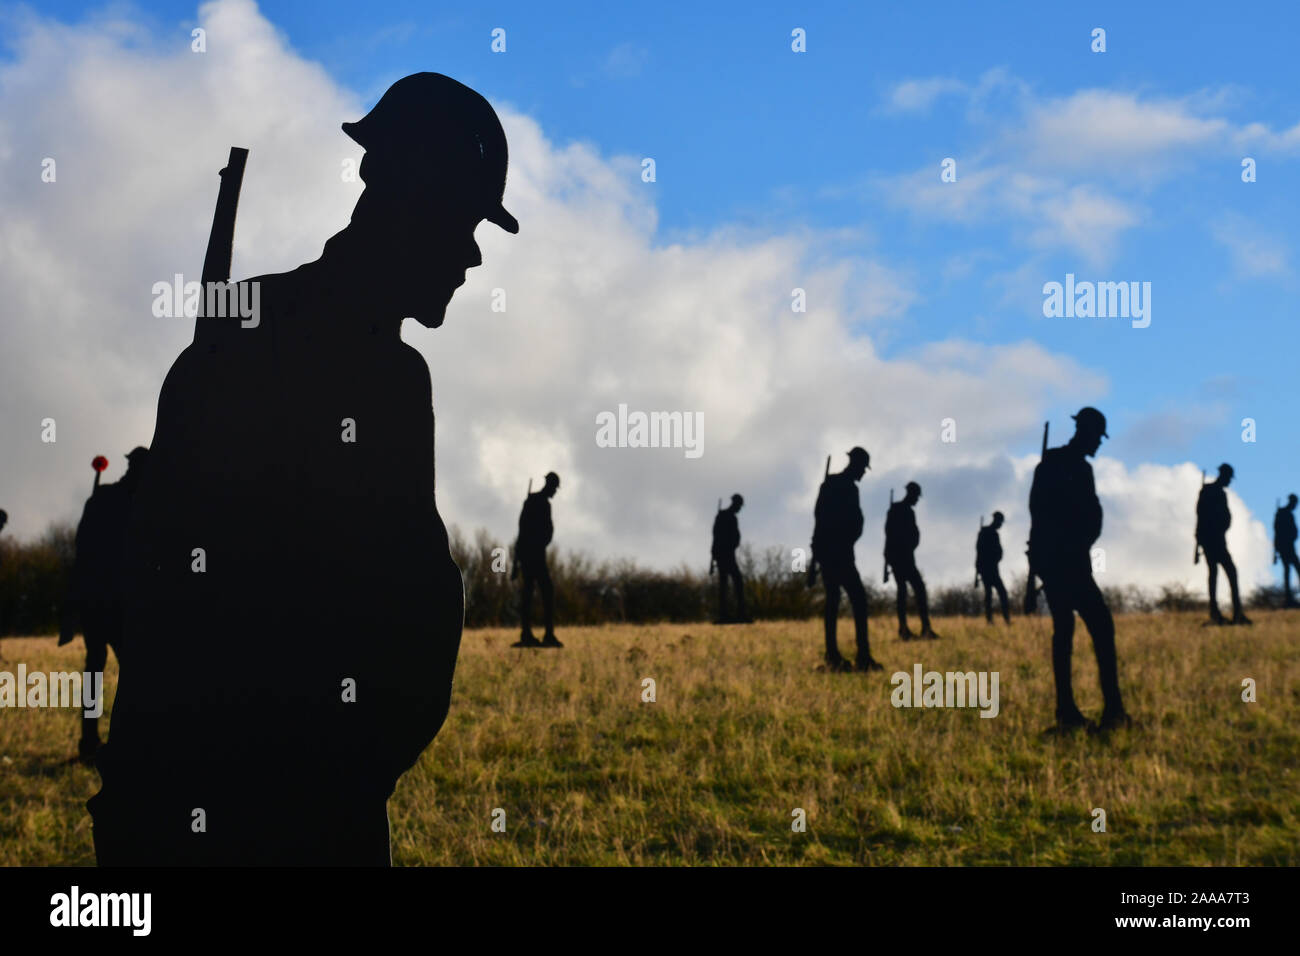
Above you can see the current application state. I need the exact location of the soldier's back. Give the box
[100,270,463,860]
[814,473,861,555]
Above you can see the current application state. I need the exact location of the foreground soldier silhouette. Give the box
[90,73,517,865]
[1196,463,1251,626]
[810,447,881,672]
[1028,407,1130,732]
[1274,494,1300,608]
[512,472,562,648]
[710,494,750,623]
[885,482,939,640]
[975,511,1010,625]
[64,448,149,762]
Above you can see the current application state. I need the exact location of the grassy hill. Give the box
[1,612,1296,865]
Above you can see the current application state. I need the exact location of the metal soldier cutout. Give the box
[1196,464,1251,626]
[885,481,939,640]
[810,447,881,672]
[1274,494,1300,608]
[1027,407,1130,732]
[64,448,149,762]
[90,73,518,865]
[513,472,562,648]
[975,511,1010,625]
[710,494,750,623]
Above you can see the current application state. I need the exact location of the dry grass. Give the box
[2,612,1297,865]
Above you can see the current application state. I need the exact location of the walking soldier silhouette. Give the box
[810,447,881,672]
[1027,407,1130,732]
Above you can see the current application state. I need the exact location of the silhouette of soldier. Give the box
[811,447,881,672]
[711,494,750,623]
[89,73,517,865]
[1196,463,1251,626]
[64,448,149,761]
[885,482,939,640]
[1028,407,1129,731]
[1274,494,1300,608]
[976,511,1010,625]
[513,472,562,648]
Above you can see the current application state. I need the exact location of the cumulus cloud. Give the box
[0,0,1275,595]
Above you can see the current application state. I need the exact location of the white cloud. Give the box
[0,0,1277,597]
[875,81,1299,266]
[879,164,1139,267]
[1210,213,1290,279]
[1019,90,1228,171]
[881,77,967,114]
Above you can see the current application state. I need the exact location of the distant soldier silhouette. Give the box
[976,511,1010,625]
[513,472,562,648]
[1274,494,1300,608]
[810,447,881,672]
[1028,407,1129,731]
[885,482,939,640]
[90,73,518,865]
[64,448,149,761]
[710,494,749,623]
[1196,463,1251,626]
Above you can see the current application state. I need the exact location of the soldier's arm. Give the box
[1028,463,1045,521]
[1083,463,1103,543]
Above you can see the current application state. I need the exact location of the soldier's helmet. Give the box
[544,471,560,488]
[905,481,921,496]
[846,447,871,470]
[343,72,519,234]
[1289,493,1298,507]
[731,493,744,507]
[1071,406,1108,438]
[125,446,150,463]
[1218,463,1234,479]
[992,510,1005,523]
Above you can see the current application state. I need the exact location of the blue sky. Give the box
[41,0,1288,488]
[3,0,1295,586]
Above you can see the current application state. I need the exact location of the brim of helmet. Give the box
[485,203,519,234]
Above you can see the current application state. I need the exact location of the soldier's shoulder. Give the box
[826,473,854,494]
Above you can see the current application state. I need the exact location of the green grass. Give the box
[2,612,1297,865]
